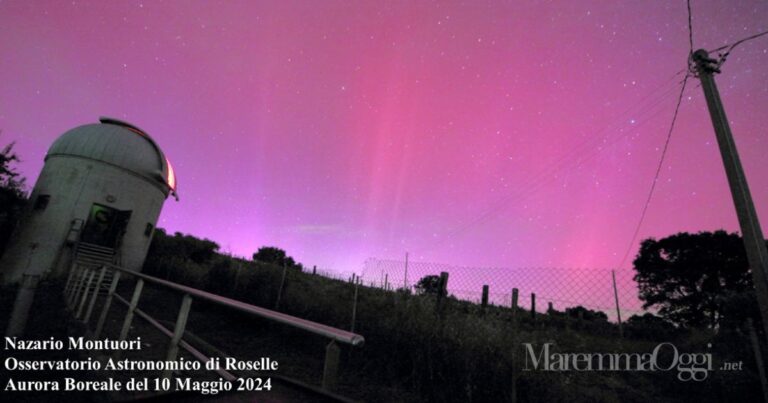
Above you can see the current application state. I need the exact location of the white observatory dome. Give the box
[46,117,177,198]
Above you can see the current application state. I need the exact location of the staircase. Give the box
[66,242,119,296]
[75,242,117,267]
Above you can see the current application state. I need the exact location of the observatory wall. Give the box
[0,119,175,285]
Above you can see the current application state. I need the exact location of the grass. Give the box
[134,252,766,402]
[0,251,763,402]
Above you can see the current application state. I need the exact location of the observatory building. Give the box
[0,117,177,285]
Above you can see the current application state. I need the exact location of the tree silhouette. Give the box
[146,228,220,264]
[633,230,763,328]
[0,142,27,255]
[625,313,677,339]
[415,275,442,295]
[564,305,607,321]
[252,246,302,270]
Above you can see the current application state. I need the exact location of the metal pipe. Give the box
[83,266,107,323]
[94,271,121,338]
[114,294,237,381]
[111,266,364,346]
[76,269,97,319]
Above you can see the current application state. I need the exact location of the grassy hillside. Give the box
[135,236,764,402]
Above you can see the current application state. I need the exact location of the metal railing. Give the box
[63,263,365,393]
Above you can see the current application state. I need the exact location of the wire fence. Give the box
[350,258,646,322]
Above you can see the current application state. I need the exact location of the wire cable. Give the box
[415,78,686,255]
[687,0,694,56]
[709,29,768,68]
[616,74,690,269]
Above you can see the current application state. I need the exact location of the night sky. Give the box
[2,1,767,278]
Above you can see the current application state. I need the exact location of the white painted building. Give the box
[0,117,177,284]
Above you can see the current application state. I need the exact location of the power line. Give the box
[709,29,768,68]
[616,0,695,269]
[413,3,697,258]
[415,77,685,255]
[415,78,684,254]
[617,74,690,269]
[709,29,768,53]
[687,0,694,56]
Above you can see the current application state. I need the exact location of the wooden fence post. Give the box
[547,302,553,315]
[511,288,519,324]
[531,293,536,321]
[481,285,489,313]
[436,272,449,317]
[350,281,359,333]
[510,287,520,403]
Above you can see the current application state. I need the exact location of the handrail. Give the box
[110,265,365,347]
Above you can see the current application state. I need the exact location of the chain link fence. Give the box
[354,258,646,322]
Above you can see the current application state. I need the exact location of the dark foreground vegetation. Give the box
[0,280,95,403]
[135,229,767,402]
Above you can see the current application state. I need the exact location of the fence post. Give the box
[531,293,536,321]
[163,294,193,379]
[313,265,317,275]
[404,252,409,290]
[275,261,288,310]
[76,269,97,319]
[5,274,41,337]
[481,285,489,313]
[612,270,623,337]
[436,272,449,316]
[547,302,553,315]
[233,262,241,291]
[384,274,389,291]
[510,287,520,403]
[83,266,107,323]
[322,340,340,391]
[350,281,359,333]
[747,318,768,403]
[117,279,144,350]
[95,271,121,338]
[511,288,519,324]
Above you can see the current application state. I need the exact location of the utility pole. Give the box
[612,270,623,337]
[404,252,409,291]
[275,261,288,310]
[693,49,768,340]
